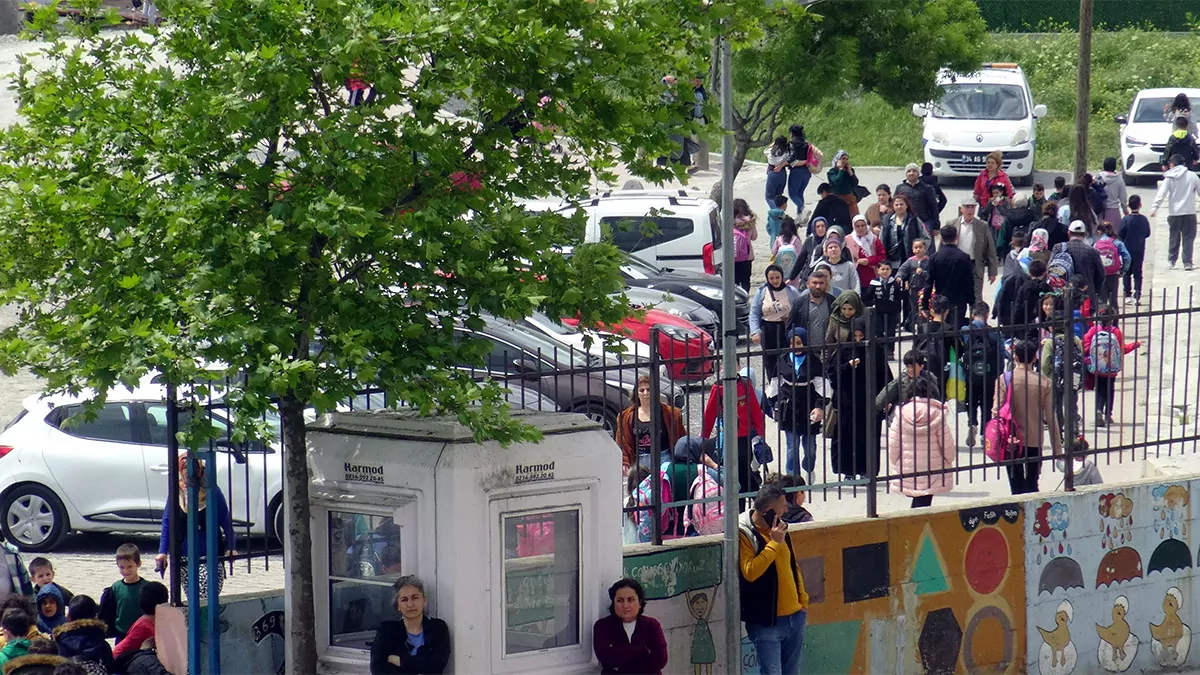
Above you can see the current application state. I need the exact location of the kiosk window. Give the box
[501,509,580,655]
[327,511,404,649]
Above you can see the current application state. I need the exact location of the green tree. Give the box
[0,0,720,669]
[727,0,986,174]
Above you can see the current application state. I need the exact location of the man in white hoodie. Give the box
[1151,153,1200,270]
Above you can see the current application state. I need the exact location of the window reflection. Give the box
[502,509,580,655]
[328,511,403,650]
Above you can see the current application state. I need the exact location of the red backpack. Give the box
[984,372,1024,462]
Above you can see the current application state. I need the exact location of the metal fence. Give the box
[160,287,1200,562]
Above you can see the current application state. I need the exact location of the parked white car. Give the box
[524,190,722,274]
[914,64,1046,185]
[1114,87,1200,181]
[0,379,284,551]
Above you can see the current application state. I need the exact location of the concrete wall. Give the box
[198,474,1200,675]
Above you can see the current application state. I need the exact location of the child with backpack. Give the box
[1084,306,1141,427]
[1041,311,1084,440]
[864,260,903,360]
[896,237,931,331]
[733,198,758,292]
[766,194,788,243]
[963,302,1002,448]
[770,215,802,282]
[1067,275,1093,341]
[1046,243,1074,291]
[1094,221,1131,310]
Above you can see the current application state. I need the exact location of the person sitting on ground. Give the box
[27,560,72,609]
[53,595,114,675]
[0,599,42,650]
[34,586,65,636]
[0,609,32,668]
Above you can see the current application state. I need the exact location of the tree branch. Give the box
[311,71,332,117]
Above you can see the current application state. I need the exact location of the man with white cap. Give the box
[942,197,998,307]
[1057,220,1105,297]
[894,163,941,238]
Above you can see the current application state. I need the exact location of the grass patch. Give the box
[781,28,1200,171]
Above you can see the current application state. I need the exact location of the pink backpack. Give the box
[733,228,752,262]
[1095,238,1121,275]
[685,469,723,535]
[984,371,1023,462]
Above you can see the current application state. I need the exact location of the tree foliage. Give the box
[0,0,722,668]
[728,0,987,173]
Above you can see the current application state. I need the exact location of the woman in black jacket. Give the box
[775,326,827,480]
[880,194,925,267]
[371,576,451,674]
[826,318,892,479]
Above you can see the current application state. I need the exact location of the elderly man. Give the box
[894,163,941,237]
[943,196,998,306]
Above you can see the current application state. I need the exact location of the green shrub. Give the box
[784,28,1200,171]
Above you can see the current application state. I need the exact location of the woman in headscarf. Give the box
[750,264,803,382]
[845,214,885,287]
[775,327,827,479]
[1038,201,1069,248]
[1026,227,1052,267]
[823,289,865,356]
[813,236,860,295]
[792,217,842,284]
[827,317,892,479]
[154,455,235,601]
[826,150,860,217]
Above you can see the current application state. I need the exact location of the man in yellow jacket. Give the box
[738,484,809,674]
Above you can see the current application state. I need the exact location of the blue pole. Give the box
[203,448,221,674]
[186,451,200,675]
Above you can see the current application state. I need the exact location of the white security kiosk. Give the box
[306,409,623,674]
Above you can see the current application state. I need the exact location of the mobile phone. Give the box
[763,509,777,528]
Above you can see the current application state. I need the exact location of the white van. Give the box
[912,64,1047,185]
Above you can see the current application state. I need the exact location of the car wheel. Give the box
[267,496,285,546]
[1,484,68,552]
[570,402,618,436]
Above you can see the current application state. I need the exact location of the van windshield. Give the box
[933,83,1028,121]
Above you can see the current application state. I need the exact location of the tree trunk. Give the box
[731,133,750,179]
[1073,0,1094,183]
[280,393,318,674]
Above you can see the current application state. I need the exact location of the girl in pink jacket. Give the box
[887,377,957,508]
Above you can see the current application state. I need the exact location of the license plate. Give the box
[961,153,987,164]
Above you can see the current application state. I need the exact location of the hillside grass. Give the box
[784,29,1200,170]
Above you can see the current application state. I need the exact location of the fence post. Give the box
[166,381,181,606]
[864,307,879,518]
[203,445,222,674]
[1063,290,1077,491]
[649,326,663,545]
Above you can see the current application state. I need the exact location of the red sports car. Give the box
[564,308,714,382]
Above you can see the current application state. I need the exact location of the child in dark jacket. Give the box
[1118,195,1150,304]
[55,595,115,674]
[920,162,948,218]
[896,238,931,330]
[767,474,814,523]
[864,260,903,359]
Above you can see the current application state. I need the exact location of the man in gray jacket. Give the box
[944,197,999,304]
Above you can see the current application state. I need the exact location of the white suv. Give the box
[0,380,284,551]
[913,64,1047,185]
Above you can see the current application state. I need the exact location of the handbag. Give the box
[822,403,838,438]
[852,184,870,202]
[984,372,1023,462]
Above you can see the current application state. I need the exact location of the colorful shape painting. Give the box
[1147,537,1192,574]
[917,607,961,675]
[910,526,951,597]
[1037,600,1076,675]
[1149,587,1191,668]
[964,526,1009,596]
[842,542,889,604]
[1096,547,1143,589]
[962,604,1013,672]
[800,620,861,674]
[1096,596,1138,672]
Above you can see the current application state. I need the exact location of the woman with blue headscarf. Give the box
[774,326,827,481]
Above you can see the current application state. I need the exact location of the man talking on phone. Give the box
[738,484,809,674]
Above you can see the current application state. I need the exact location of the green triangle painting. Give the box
[911,529,951,596]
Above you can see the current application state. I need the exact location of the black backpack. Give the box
[967,332,991,381]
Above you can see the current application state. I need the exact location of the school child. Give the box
[766,194,788,243]
[1084,306,1141,427]
[896,238,931,331]
[1094,221,1130,310]
[99,544,149,642]
[1118,195,1150,304]
[863,260,903,359]
[963,302,1001,447]
[1041,311,1084,440]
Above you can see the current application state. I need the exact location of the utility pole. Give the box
[718,32,741,675]
[1073,0,1094,182]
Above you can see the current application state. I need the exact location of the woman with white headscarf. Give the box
[845,214,885,287]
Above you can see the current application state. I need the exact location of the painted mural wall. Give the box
[1025,479,1200,674]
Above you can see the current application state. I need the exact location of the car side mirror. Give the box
[911,103,928,117]
[1113,113,1128,125]
[513,359,541,380]
[1033,104,1048,119]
